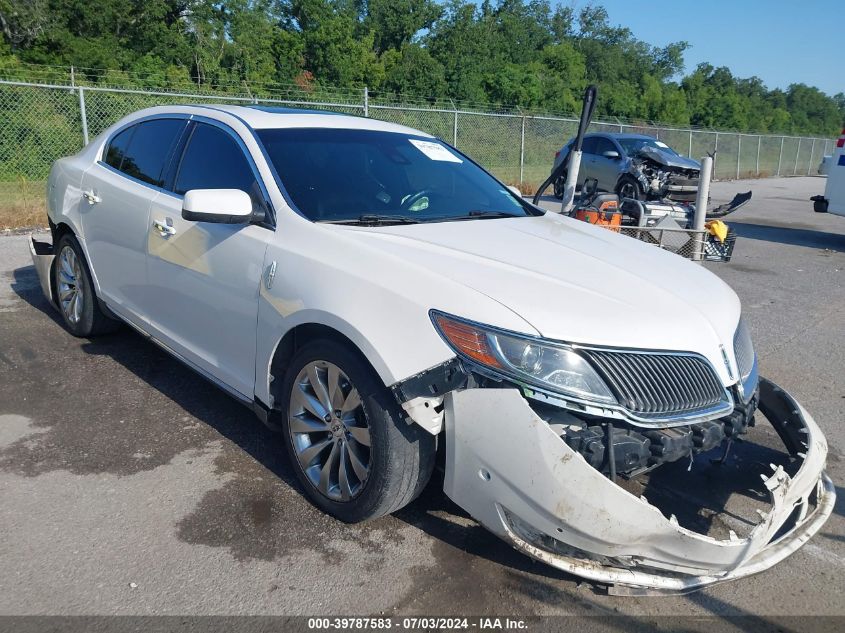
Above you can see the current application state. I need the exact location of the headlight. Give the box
[431,312,616,404]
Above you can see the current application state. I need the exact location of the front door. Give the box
[143,121,273,399]
[590,136,623,192]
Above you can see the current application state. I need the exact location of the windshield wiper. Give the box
[318,214,422,226]
[438,210,523,222]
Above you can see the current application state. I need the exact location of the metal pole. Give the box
[519,115,525,185]
[793,138,800,175]
[713,133,718,179]
[363,86,368,117]
[692,156,713,262]
[808,138,816,175]
[777,137,784,176]
[70,66,75,88]
[756,136,761,176]
[688,130,693,158]
[78,87,89,146]
[736,135,741,180]
[452,107,458,147]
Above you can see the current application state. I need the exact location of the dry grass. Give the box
[0,179,48,231]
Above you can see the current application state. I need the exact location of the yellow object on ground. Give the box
[705,220,729,243]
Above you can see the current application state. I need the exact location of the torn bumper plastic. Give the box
[443,378,834,595]
[29,236,57,309]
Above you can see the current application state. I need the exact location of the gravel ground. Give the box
[0,176,843,621]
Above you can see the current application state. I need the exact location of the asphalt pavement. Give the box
[0,176,843,621]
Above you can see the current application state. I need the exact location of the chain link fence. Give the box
[0,77,835,189]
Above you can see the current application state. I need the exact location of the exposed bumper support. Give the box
[443,378,833,595]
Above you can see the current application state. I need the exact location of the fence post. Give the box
[363,86,368,117]
[617,117,623,133]
[808,138,816,175]
[793,138,800,175]
[777,137,784,176]
[688,130,693,158]
[736,135,741,179]
[713,132,718,178]
[519,114,526,185]
[78,87,89,146]
[756,136,761,176]
[452,100,458,147]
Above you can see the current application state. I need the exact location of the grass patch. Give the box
[0,180,48,231]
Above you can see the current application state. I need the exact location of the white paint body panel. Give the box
[42,105,834,591]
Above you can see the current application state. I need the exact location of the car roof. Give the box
[586,132,654,141]
[183,104,435,137]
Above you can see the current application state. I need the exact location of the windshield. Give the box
[256,128,534,223]
[617,138,679,157]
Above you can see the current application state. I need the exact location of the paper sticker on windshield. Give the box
[655,141,670,148]
[409,139,462,163]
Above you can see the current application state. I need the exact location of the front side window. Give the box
[593,137,617,156]
[580,137,599,155]
[174,123,256,195]
[257,128,534,223]
[118,118,185,186]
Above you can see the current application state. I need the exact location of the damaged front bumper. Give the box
[443,378,834,595]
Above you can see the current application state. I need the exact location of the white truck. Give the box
[812,127,845,216]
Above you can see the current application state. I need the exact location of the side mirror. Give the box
[507,185,523,198]
[182,189,253,224]
[602,150,620,159]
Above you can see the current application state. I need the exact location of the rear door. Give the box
[79,117,187,322]
[143,120,273,399]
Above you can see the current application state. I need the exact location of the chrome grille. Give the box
[581,349,727,418]
[733,318,755,380]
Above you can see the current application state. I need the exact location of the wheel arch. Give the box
[265,320,392,411]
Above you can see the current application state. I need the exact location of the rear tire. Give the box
[279,339,435,523]
[53,234,120,337]
[553,175,565,199]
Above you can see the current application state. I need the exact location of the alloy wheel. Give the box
[619,181,639,200]
[288,360,371,501]
[57,245,84,324]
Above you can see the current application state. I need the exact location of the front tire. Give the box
[53,234,120,337]
[279,340,435,523]
[616,175,644,201]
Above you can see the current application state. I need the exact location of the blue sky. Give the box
[475,0,840,96]
[580,0,841,96]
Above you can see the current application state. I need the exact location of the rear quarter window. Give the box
[104,126,134,170]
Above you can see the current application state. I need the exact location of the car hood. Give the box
[341,214,740,374]
[637,146,701,171]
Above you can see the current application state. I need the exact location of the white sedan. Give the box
[31,105,833,594]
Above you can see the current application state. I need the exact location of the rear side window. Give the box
[104,126,134,170]
[174,123,256,195]
[118,119,185,187]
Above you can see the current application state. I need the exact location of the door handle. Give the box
[152,218,176,237]
[82,190,101,204]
